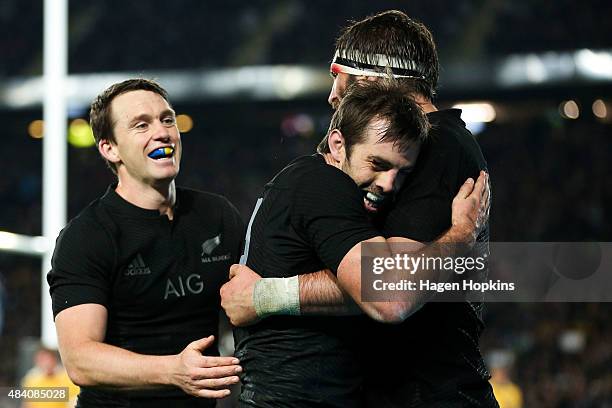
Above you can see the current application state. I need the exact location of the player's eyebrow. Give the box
[367,155,414,173]
[128,113,153,127]
[367,155,393,169]
[160,108,176,118]
[128,109,176,127]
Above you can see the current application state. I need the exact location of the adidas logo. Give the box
[125,254,152,276]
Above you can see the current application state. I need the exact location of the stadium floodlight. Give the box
[452,102,497,123]
[0,232,50,256]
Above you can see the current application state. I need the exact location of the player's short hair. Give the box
[89,78,170,174]
[318,78,430,156]
[333,10,439,101]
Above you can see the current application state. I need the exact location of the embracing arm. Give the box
[55,304,241,398]
[300,172,489,322]
[298,270,361,315]
[221,172,488,325]
[220,266,360,326]
[336,172,489,323]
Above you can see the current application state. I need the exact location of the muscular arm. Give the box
[301,173,487,320]
[336,173,489,322]
[298,270,361,315]
[55,304,240,398]
[223,235,449,323]
[297,238,424,315]
[337,229,470,323]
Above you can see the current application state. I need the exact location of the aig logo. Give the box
[164,274,204,300]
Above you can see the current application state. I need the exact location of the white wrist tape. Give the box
[253,276,301,317]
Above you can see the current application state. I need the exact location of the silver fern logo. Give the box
[201,234,232,264]
[201,234,221,256]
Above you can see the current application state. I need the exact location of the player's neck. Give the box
[115,178,176,219]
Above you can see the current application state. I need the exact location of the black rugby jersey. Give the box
[362,109,498,407]
[48,186,244,408]
[234,154,379,408]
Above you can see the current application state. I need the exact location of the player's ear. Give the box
[328,129,346,164]
[98,138,121,164]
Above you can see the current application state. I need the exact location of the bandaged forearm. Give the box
[253,276,301,317]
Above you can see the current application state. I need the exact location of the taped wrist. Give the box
[253,276,301,318]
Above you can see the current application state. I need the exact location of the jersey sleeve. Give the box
[47,215,114,318]
[290,165,379,274]
[383,128,486,242]
[383,193,452,242]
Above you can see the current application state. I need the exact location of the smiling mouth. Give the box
[363,191,385,213]
[148,147,174,160]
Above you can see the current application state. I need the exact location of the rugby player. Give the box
[48,79,244,407]
[222,77,489,407]
[223,10,497,407]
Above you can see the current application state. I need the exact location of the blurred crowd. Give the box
[2,0,611,77]
[484,303,612,407]
[480,116,611,241]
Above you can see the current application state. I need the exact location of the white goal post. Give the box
[0,0,69,349]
